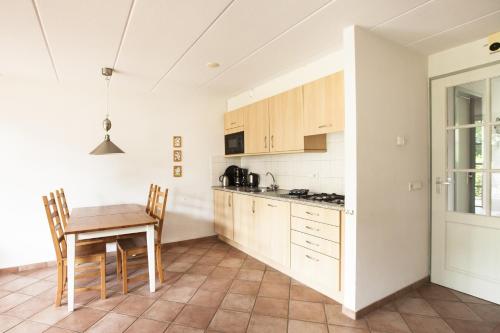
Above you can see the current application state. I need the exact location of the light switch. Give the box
[396,136,407,146]
[408,181,423,192]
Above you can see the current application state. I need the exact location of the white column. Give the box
[66,233,76,312]
[146,225,156,293]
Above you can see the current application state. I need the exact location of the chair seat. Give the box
[117,236,159,251]
[63,242,106,258]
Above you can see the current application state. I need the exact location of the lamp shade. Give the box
[89,134,125,155]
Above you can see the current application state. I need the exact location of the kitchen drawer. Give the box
[291,230,339,258]
[291,243,339,291]
[291,217,339,242]
[291,203,340,226]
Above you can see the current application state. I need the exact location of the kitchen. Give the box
[1,1,500,332]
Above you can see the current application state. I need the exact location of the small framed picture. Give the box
[173,150,182,162]
[173,165,182,177]
[173,136,182,148]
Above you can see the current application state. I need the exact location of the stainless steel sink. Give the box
[243,187,268,193]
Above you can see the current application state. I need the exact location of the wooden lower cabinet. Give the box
[213,190,233,240]
[233,194,255,248]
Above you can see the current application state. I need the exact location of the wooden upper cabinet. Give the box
[269,87,305,152]
[224,108,244,133]
[244,99,269,154]
[303,71,344,135]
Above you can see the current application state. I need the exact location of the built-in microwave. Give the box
[225,131,244,155]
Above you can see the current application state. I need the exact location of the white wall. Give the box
[0,79,226,269]
[343,26,430,311]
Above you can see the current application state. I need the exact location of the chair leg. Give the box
[100,255,106,300]
[121,251,128,294]
[156,245,164,283]
[55,261,63,307]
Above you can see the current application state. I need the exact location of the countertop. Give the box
[212,186,344,211]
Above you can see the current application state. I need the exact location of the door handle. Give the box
[318,124,332,128]
[252,200,255,213]
[305,254,319,262]
[436,177,453,194]
[271,135,274,149]
[267,203,277,208]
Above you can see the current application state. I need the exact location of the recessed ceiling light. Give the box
[207,62,220,68]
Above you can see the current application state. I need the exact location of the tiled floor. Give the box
[1,237,499,332]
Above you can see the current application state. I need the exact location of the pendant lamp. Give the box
[89,67,125,155]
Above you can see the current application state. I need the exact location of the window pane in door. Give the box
[491,76,500,123]
[447,172,485,215]
[447,127,484,170]
[447,80,485,126]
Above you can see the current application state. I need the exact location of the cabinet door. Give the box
[233,194,255,248]
[256,198,291,267]
[303,71,344,135]
[244,100,269,154]
[214,191,233,239]
[269,87,304,152]
[224,108,244,130]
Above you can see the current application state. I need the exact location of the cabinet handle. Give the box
[271,135,274,148]
[305,254,319,262]
[252,200,255,213]
[305,211,319,216]
[318,124,332,128]
[228,196,231,207]
[306,240,319,247]
[305,225,320,232]
[230,122,237,125]
[264,136,267,148]
[267,203,277,208]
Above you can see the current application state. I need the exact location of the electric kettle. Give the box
[219,175,230,187]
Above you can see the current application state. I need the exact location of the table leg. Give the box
[146,225,156,293]
[66,234,76,312]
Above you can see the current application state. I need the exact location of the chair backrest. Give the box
[151,188,168,241]
[43,192,66,261]
[146,184,159,215]
[56,188,70,229]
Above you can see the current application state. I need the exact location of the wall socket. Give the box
[408,181,423,192]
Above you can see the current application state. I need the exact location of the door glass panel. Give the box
[447,172,485,215]
[491,173,500,216]
[491,76,500,123]
[447,80,485,126]
[447,127,484,169]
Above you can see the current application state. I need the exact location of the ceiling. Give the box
[1,0,499,96]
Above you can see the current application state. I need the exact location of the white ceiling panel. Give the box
[113,0,233,91]
[0,0,55,79]
[35,0,133,82]
[158,0,332,90]
[409,10,500,54]
[373,0,500,46]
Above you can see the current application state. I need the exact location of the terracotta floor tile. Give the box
[87,312,136,333]
[22,267,56,280]
[199,277,233,292]
[5,296,52,319]
[221,293,255,312]
[87,293,128,311]
[288,319,328,333]
[0,314,22,332]
[175,254,202,264]
[174,274,207,289]
[253,297,288,318]
[162,271,183,285]
[365,310,411,333]
[188,289,225,308]
[113,294,155,317]
[161,286,197,303]
[124,318,169,333]
[417,284,460,302]
[227,249,247,259]
[167,246,190,254]
[467,303,500,322]
[290,285,325,302]
[262,271,290,285]
[29,304,71,325]
[165,324,204,333]
[402,313,454,333]
[210,267,239,279]
[43,327,74,333]
[142,300,184,322]
[289,300,326,323]
[0,274,22,286]
[218,258,244,268]
[258,282,289,299]
[0,276,38,292]
[327,325,369,332]
[197,256,223,266]
[0,291,9,299]
[187,264,216,275]
[382,302,398,312]
[428,299,482,321]
[229,280,260,296]
[450,290,492,304]
[242,258,266,271]
[324,304,368,329]
[186,248,209,256]
[237,269,264,282]
[394,297,438,317]
[166,262,193,273]
[247,314,287,333]
[208,309,250,333]
[174,304,217,329]
[17,280,54,296]
[5,320,49,333]
[55,307,107,332]
[445,318,498,333]
[0,293,32,313]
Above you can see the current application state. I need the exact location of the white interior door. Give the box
[431,63,500,304]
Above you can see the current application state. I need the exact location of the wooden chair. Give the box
[43,192,107,306]
[146,184,159,215]
[116,187,168,293]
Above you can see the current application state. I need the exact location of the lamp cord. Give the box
[105,76,110,119]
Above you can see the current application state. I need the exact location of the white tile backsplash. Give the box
[211,132,344,194]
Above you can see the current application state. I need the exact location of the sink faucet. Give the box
[266,172,279,191]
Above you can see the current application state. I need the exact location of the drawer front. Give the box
[291,244,339,291]
[291,203,340,226]
[291,217,339,242]
[291,230,339,258]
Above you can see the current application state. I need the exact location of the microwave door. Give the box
[225,131,244,155]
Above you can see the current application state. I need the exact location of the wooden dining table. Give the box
[64,204,157,312]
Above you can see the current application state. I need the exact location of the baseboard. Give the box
[0,235,218,275]
[342,275,430,319]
